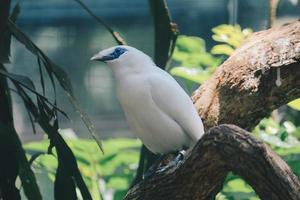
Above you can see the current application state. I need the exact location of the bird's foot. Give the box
[143,150,186,180]
[156,150,186,173]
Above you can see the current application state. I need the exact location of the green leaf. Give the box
[253,116,300,148]
[0,69,68,118]
[288,98,300,111]
[212,34,241,48]
[28,152,46,166]
[211,24,253,48]
[175,35,206,54]
[54,163,77,200]
[170,67,211,84]
[222,174,259,200]
[225,179,253,193]
[0,64,42,200]
[12,78,92,199]
[56,135,93,200]
[18,150,43,200]
[212,24,241,35]
[25,139,141,200]
[172,35,222,70]
[211,44,235,56]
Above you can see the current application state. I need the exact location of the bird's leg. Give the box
[156,150,186,173]
[174,150,186,164]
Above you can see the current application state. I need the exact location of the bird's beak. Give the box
[90,54,114,62]
[90,54,102,61]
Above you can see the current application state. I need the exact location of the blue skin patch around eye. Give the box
[101,47,128,61]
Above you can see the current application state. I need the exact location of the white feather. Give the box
[91,46,205,154]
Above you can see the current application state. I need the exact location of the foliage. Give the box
[219,174,259,200]
[253,117,300,148]
[24,138,141,200]
[170,35,222,85]
[211,24,252,56]
[2,18,103,199]
[288,98,300,111]
[170,24,252,86]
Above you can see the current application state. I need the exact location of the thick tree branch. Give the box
[125,125,300,200]
[192,21,300,130]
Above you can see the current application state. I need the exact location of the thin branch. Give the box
[268,0,279,28]
[73,0,126,45]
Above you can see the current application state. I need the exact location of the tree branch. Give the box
[192,21,300,130]
[73,0,126,45]
[125,125,300,200]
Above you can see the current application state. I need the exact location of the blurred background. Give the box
[10,0,300,142]
[3,0,300,200]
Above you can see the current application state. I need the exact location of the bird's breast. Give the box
[115,76,191,154]
[115,75,149,108]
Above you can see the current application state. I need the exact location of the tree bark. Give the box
[125,21,300,199]
[192,21,300,130]
[125,125,300,200]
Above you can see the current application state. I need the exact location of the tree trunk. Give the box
[125,21,300,199]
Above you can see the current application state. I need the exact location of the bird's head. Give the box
[91,46,154,67]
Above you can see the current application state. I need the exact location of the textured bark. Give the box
[125,22,300,199]
[125,125,300,200]
[192,21,300,130]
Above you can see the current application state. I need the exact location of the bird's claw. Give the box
[156,150,186,174]
[143,150,186,180]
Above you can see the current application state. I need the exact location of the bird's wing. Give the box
[149,68,204,142]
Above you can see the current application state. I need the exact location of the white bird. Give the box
[91,46,204,155]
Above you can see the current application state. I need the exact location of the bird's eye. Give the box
[111,47,127,59]
[115,48,121,54]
